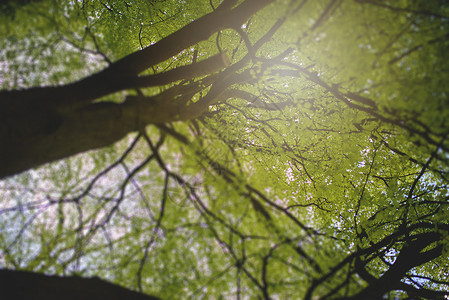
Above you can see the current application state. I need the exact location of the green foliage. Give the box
[1,0,449,299]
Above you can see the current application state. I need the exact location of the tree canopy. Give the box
[1,0,448,299]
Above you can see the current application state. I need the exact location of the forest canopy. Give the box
[0,0,448,299]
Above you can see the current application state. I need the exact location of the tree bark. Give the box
[0,269,160,300]
[0,0,274,179]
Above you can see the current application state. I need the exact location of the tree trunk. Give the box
[0,0,274,179]
[0,269,160,300]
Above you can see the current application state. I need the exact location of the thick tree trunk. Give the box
[0,269,160,300]
[0,0,274,179]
